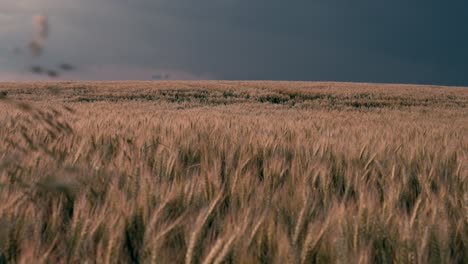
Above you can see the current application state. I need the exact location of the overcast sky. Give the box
[1,0,467,85]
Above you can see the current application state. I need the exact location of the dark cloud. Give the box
[1,0,467,85]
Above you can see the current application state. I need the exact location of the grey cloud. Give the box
[1,0,467,84]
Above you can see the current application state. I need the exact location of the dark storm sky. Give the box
[1,0,468,85]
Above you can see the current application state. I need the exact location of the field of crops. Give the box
[0,81,467,263]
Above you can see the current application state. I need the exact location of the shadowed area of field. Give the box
[1,81,467,109]
[0,81,466,263]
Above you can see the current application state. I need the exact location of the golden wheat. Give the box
[0,81,466,263]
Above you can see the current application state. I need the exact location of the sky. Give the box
[1,0,468,85]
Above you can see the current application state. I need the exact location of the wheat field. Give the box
[0,81,467,263]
